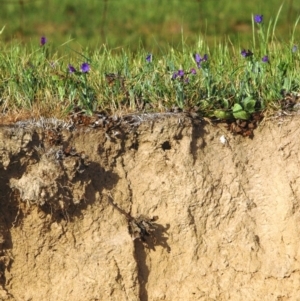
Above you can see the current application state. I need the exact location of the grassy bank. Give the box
[0,9,300,126]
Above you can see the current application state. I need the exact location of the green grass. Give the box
[0,3,300,122]
[1,0,300,51]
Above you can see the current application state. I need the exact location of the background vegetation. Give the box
[0,0,299,51]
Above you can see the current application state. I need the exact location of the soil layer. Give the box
[0,114,300,301]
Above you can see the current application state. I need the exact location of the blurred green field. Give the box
[0,0,299,52]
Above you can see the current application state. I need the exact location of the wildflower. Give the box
[172,69,185,80]
[40,36,47,46]
[146,54,152,63]
[68,64,76,73]
[254,15,263,24]
[194,53,208,68]
[81,62,90,73]
[194,53,201,66]
[190,68,197,75]
[241,49,253,58]
[178,69,184,77]
[241,49,247,57]
[262,55,269,63]
[292,45,298,53]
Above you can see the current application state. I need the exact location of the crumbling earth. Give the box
[1,113,300,301]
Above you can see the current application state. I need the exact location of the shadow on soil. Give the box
[0,138,120,293]
[135,223,171,301]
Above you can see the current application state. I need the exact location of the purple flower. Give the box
[292,45,298,53]
[146,54,152,63]
[190,68,197,75]
[194,53,201,64]
[194,53,208,68]
[241,49,253,58]
[241,49,247,57]
[262,55,269,63]
[172,69,185,80]
[40,36,47,46]
[254,15,263,24]
[178,69,184,77]
[68,64,76,73]
[81,62,90,73]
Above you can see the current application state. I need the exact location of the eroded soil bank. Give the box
[1,113,300,301]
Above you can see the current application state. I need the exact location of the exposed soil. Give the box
[1,113,300,301]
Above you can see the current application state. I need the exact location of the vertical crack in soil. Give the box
[106,194,170,301]
[134,239,149,301]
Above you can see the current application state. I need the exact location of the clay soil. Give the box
[1,113,300,301]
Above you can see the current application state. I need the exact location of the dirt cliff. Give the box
[0,113,300,301]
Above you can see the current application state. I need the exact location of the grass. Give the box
[0,5,300,124]
[1,0,300,51]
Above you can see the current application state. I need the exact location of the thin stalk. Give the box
[271,4,283,44]
[291,14,300,46]
[252,14,256,49]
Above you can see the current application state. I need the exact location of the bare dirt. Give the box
[1,113,300,301]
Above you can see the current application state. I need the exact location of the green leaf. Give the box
[222,98,230,109]
[242,97,256,113]
[232,103,250,120]
[232,103,243,112]
[214,110,232,120]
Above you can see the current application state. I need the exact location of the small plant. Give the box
[66,61,97,115]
